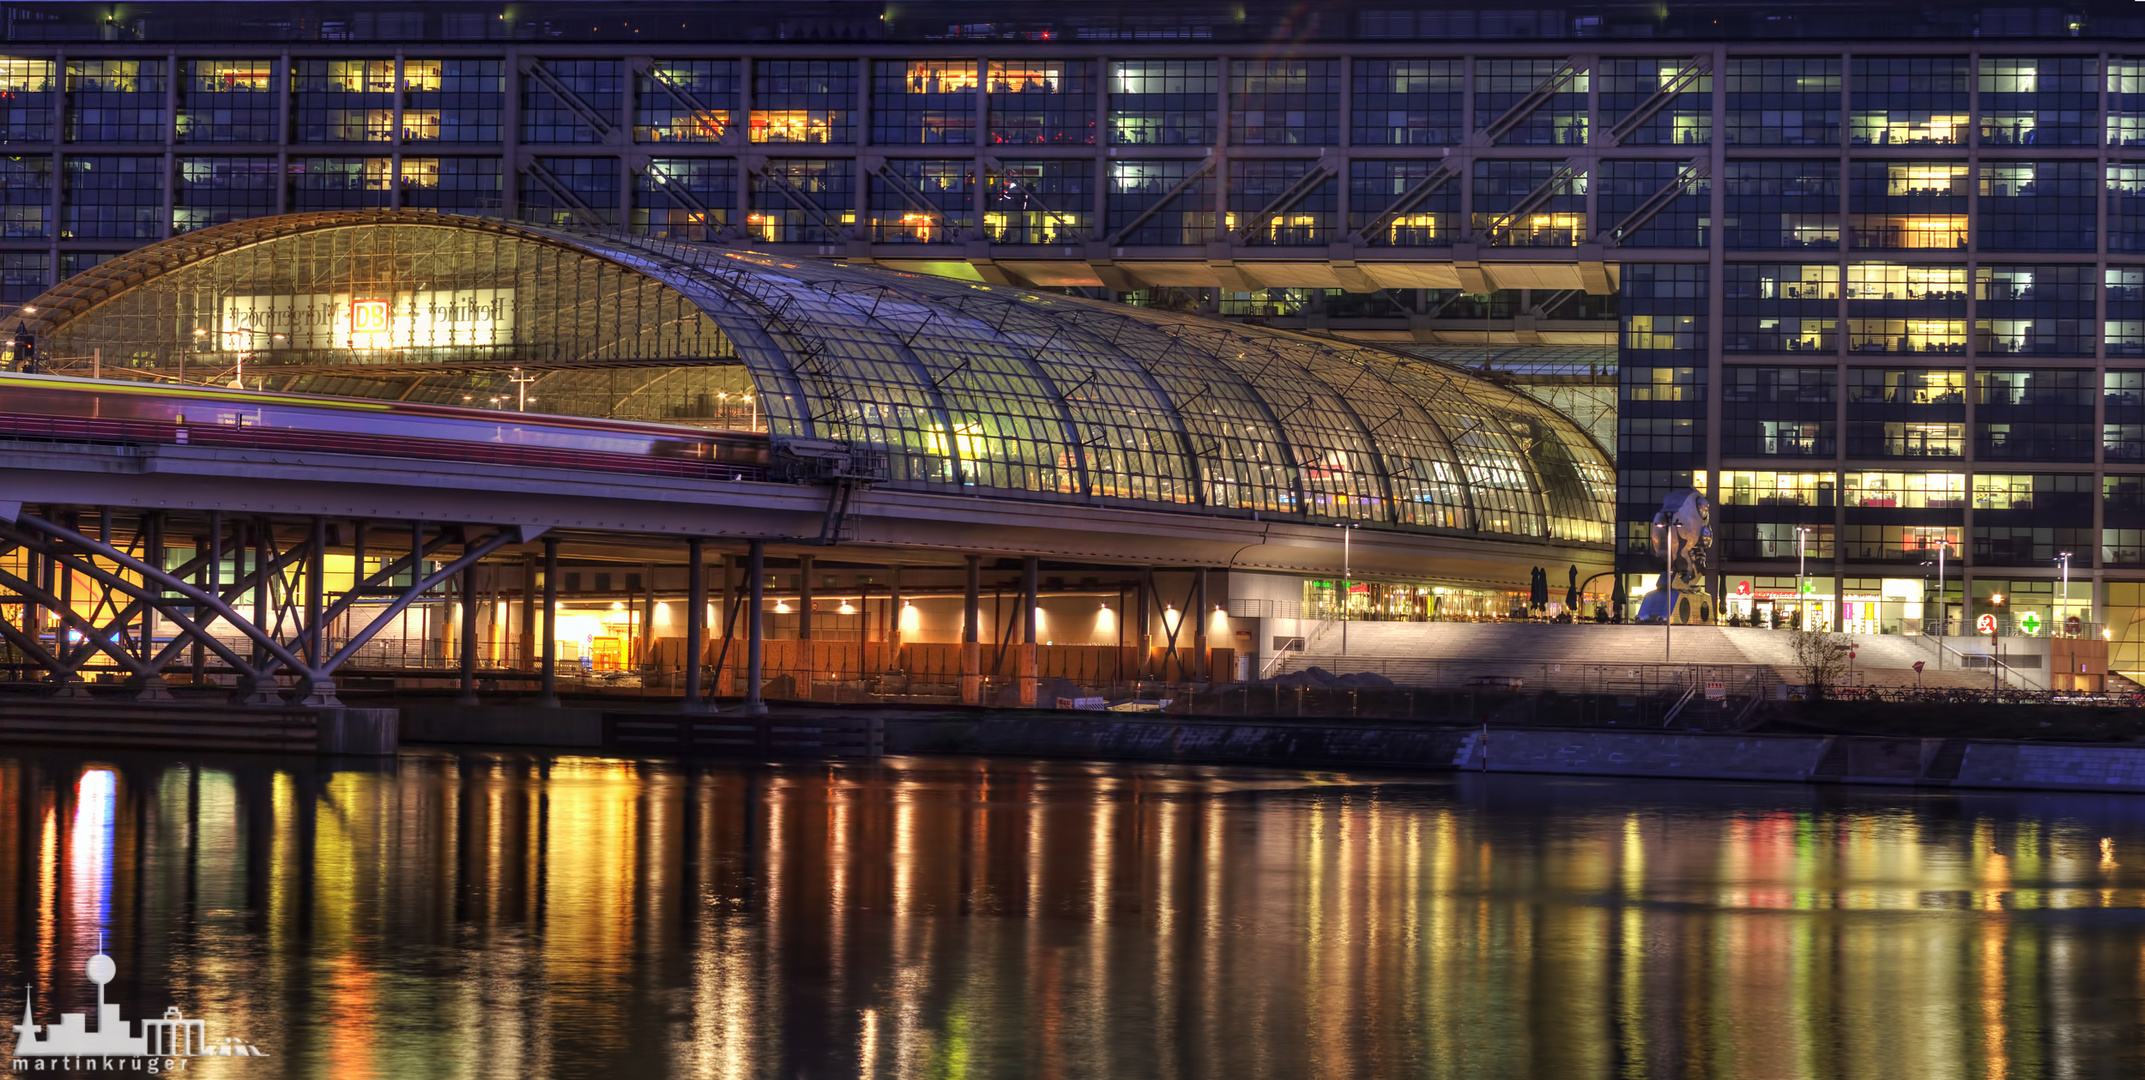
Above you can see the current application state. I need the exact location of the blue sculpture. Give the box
[1636,488,1714,624]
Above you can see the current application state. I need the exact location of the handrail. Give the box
[1659,684,1698,726]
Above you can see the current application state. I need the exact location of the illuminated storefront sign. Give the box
[218,289,513,350]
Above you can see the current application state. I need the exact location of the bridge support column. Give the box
[683,537,706,713]
[519,552,536,671]
[1019,555,1039,708]
[961,554,980,705]
[798,553,814,642]
[539,536,559,708]
[744,539,767,716]
[456,559,478,706]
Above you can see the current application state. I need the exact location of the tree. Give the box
[1791,628,1852,700]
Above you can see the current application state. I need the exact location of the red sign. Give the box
[1913,661,1925,672]
[1977,613,1998,634]
[350,298,389,334]
[1735,580,1751,596]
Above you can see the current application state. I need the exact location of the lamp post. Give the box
[509,366,537,411]
[1662,509,1677,662]
[1989,591,2004,689]
[1335,522,1358,654]
[11,304,36,374]
[1795,525,1812,629]
[2056,551,2073,635]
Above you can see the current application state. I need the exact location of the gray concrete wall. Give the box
[400,705,605,747]
[1957,743,2145,792]
[1461,730,1831,781]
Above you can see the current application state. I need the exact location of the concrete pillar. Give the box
[456,560,478,705]
[888,565,902,653]
[519,552,536,670]
[639,561,655,669]
[540,536,559,707]
[684,537,706,711]
[798,553,814,641]
[305,516,324,668]
[1194,565,1209,682]
[1019,555,1039,707]
[745,539,767,715]
[961,554,981,705]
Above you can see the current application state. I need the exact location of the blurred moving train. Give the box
[0,372,772,481]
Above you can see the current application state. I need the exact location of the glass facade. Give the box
[2,17,2144,643]
[23,216,1613,540]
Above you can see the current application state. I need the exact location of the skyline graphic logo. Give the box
[10,944,266,1071]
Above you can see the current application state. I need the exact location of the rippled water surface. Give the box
[6,748,2145,1078]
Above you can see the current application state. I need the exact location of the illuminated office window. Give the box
[751,61,856,145]
[986,61,1094,145]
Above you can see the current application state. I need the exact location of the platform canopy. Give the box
[10,211,1613,545]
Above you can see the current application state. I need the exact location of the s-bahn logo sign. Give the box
[10,946,268,1070]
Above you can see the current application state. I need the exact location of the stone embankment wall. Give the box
[888,716,2145,794]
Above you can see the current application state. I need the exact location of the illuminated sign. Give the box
[1977,613,1997,634]
[349,298,390,335]
[2019,612,2042,635]
[218,289,513,351]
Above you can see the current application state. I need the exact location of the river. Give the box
[2,747,2143,1077]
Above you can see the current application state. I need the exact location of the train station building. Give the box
[5,0,2145,682]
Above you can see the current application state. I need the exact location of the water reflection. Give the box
[2,750,2145,1077]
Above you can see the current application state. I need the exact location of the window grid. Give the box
[748,158,854,242]
[1229,59,1339,146]
[1723,58,1840,147]
[984,160,1091,244]
[522,60,623,144]
[752,61,858,146]
[1227,160,1334,245]
[0,157,52,239]
[399,157,502,215]
[1108,60,1218,146]
[1350,60,1462,147]
[1722,160,1839,250]
[294,60,397,143]
[0,60,55,143]
[635,157,734,240]
[61,155,163,239]
[635,61,739,144]
[403,59,505,143]
[870,160,972,243]
[172,156,278,233]
[1599,58,1711,147]
[873,61,976,146]
[519,157,619,228]
[177,60,278,144]
[1851,57,1969,146]
[288,156,393,211]
[986,61,1095,146]
[1475,59,1587,146]
[65,60,167,143]
[1349,160,1457,247]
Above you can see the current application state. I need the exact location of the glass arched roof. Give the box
[10,211,1613,546]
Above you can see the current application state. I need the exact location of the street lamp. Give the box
[2056,551,2073,635]
[1335,522,1358,654]
[1795,525,1813,629]
[509,366,537,411]
[1989,592,2005,689]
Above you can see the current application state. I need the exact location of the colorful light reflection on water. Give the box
[2,750,2145,1077]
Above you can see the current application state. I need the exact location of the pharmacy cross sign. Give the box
[2020,612,2043,635]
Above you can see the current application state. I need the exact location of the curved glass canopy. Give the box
[13,211,1613,545]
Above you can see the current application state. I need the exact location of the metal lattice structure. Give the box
[8,211,1614,544]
